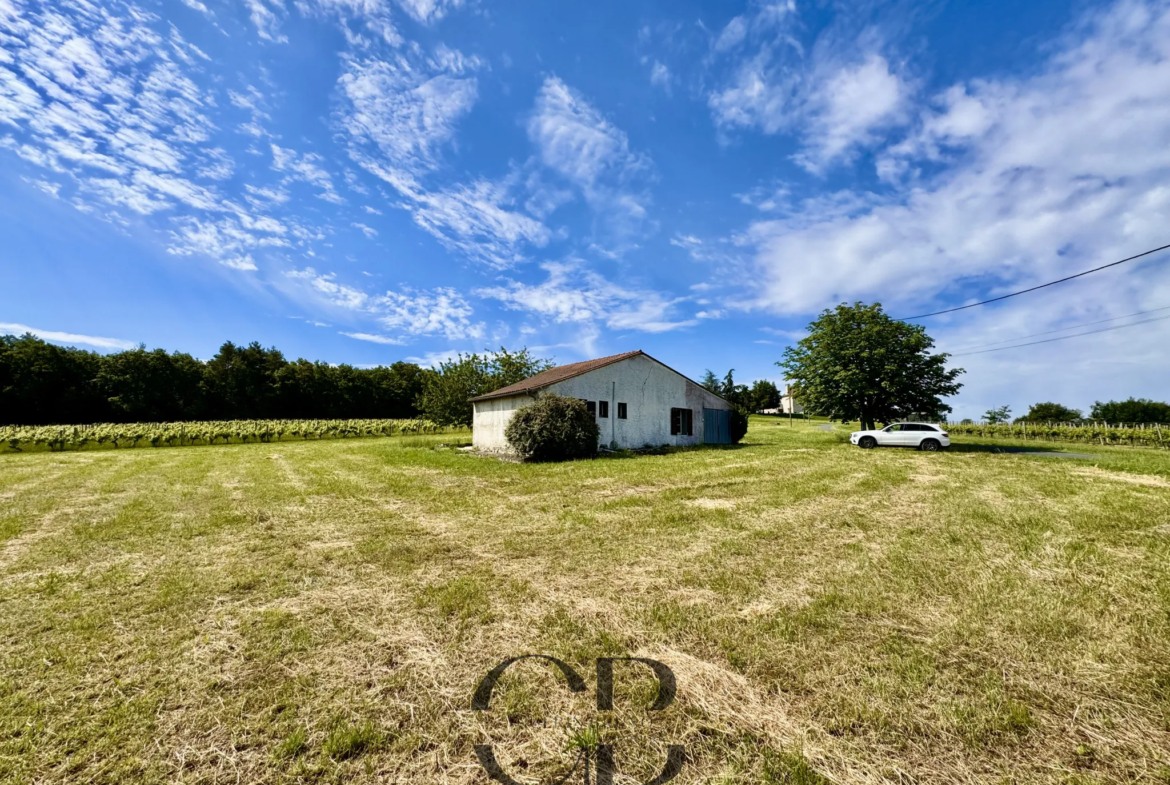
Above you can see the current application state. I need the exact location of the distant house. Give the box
[780,384,803,415]
[469,350,734,453]
[760,385,803,416]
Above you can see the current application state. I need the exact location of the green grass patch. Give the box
[0,417,1168,783]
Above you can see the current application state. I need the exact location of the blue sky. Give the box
[2,0,1169,419]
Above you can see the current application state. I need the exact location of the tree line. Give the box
[698,370,784,413]
[0,334,547,427]
[980,399,1170,425]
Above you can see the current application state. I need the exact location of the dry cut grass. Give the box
[1,418,1169,784]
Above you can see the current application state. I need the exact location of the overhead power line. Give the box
[899,243,1170,320]
[950,313,1170,356]
[946,304,1170,353]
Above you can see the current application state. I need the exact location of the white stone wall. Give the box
[471,354,731,452]
[471,394,533,452]
[781,386,804,414]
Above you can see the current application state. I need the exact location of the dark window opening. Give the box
[670,407,693,436]
[585,400,596,417]
[617,402,627,419]
[598,400,609,418]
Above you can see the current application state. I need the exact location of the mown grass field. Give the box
[1,417,1169,784]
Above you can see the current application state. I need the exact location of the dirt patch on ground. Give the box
[686,498,737,510]
[1073,467,1170,488]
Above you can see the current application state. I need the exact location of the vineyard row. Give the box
[0,419,464,452]
[943,421,1169,448]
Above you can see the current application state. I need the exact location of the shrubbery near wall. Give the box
[729,408,750,444]
[504,395,600,462]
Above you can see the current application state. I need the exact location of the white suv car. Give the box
[850,423,950,451]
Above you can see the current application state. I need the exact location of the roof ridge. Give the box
[468,350,643,402]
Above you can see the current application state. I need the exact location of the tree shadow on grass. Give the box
[948,442,1099,458]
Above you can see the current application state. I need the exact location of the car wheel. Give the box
[859,436,877,449]
[920,438,940,452]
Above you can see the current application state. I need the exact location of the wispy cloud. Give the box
[341,331,405,345]
[477,261,696,334]
[0,0,328,273]
[243,0,288,42]
[528,76,654,247]
[338,47,552,267]
[393,0,464,25]
[271,144,345,204]
[707,5,910,171]
[339,52,480,175]
[374,286,484,340]
[0,323,136,350]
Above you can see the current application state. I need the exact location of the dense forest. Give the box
[0,334,427,425]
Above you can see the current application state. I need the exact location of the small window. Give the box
[670,407,693,436]
[585,400,596,417]
[598,400,609,418]
[617,402,627,419]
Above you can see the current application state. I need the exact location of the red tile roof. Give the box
[469,350,646,402]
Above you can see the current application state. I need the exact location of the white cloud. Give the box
[397,175,551,267]
[707,6,908,170]
[168,215,289,269]
[649,60,670,92]
[338,48,551,266]
[0,0,323,273]
[713,15,748,53]
[286,267,370,309]
[529,76,647,192]
[404,347,467,368]
[793,55,908,172]
[342,331,406,345]
[178,0,214,17]
[271,144,345,204]
[244,0,288,42]
[351,221,378,238]
[374,286,484,339]
[476,262,696,334]
[0,323,136,350]
[196,148,235,181]
[339,52,479,174]
[393,0,464,24]
[527,76,653,246]
[286,270,485,343]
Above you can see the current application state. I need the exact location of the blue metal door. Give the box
[703,408,731,444]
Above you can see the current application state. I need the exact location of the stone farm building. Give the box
[469,350,734,453]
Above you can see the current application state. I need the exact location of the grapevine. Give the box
[0,418,461,453]
[942,421,1168,449]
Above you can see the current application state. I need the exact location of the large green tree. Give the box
[96,346,207,422]
[983,405,1012,425]
[202,341,287,419]
[1016,402,1082,423]
[777,302,963,430]
[747,380,781,412]
[0,333,105,424]
[1090,398,1170,424]
[418,348,552,428]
